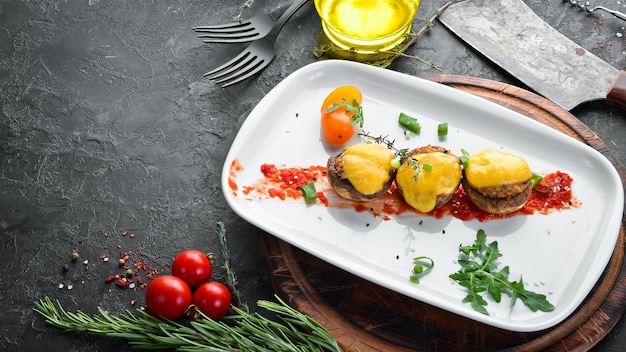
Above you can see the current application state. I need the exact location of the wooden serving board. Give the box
[259,75,626,351]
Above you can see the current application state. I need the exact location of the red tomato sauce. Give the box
[229,161,580,222]
[227,159,243,195]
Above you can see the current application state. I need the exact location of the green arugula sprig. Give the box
[449,230,555,315]
[325,98,364,128]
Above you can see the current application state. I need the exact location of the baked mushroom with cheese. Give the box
[462,149,532,215]
[327,143,396,201]
[395,146,462,213]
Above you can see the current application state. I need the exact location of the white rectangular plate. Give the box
[221,60,624,332]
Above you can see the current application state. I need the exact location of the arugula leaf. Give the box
[510,278,555,312]
[449,230,554,315]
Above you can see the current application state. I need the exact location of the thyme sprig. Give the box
[360,132,421,182]
[370,2,452,69]
[234,0,256,22]
[33,295,343,351]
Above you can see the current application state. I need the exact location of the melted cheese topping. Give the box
[465,149,531,188]
[396,152,462,212]
[341,143,394,195]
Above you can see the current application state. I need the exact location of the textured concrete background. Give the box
[1,0,625,351]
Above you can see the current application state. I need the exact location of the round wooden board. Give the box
[259,75,626,351]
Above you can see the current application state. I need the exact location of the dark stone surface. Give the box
[0,0,624,351]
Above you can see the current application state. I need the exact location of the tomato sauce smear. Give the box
[229,161,580,222]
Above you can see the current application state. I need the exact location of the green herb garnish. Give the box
[33,296,343,351]
[359,132,421,183]
[531,172,551,193]
[422,163,432,172]
[325,98,364,128]
[437,122,448,137]
[449,229,554,316]
[459,149,470,169]
[302,180,318,202]
[409,256,434,284]
[531,172,543,188]
[398,112,421,134]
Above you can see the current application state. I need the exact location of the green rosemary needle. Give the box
[33,295,343,351]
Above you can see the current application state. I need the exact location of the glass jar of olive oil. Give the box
[314,0,421,55]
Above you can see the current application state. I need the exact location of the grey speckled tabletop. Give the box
[1,0,625,351]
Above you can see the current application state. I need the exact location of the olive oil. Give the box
[314,0,421,53]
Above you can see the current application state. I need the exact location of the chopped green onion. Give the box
[409,256,434,284]
[531,172,543,188]
[398,112,421,134]
[532,172,551,193]
[460,149,470,169]
[423,163,433,172]
[438,122,448,137]
[301,181,317,202]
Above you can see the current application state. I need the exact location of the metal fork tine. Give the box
[200,0,309,86]
[203,49,252,77]
[194,27,253,35]
[197,29,255,38]
[214,58,269,88]
[198,31,259,43]
[193,22,251,31]
[202,36,259,44]
[209,55,257,81]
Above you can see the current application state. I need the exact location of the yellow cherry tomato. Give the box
[320,86,363,145]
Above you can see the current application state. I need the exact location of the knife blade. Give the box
[438,0,626,111]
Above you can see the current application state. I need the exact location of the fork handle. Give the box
[268,0,311,40]
[593,6,626,21]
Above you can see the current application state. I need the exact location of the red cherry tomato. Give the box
[320,86,363,145]
[321,109,356,145]
[145,275,192,320]
[192,281,232,320]
[171,250,212,289]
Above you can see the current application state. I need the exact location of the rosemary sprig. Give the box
[215,221,246,311]
[33,295,343,351]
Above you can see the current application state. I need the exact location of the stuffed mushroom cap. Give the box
[327,143,395,201]
[395,146,462,213]
[462,149,532,214]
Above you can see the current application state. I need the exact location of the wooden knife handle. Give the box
[607,70,626,110]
